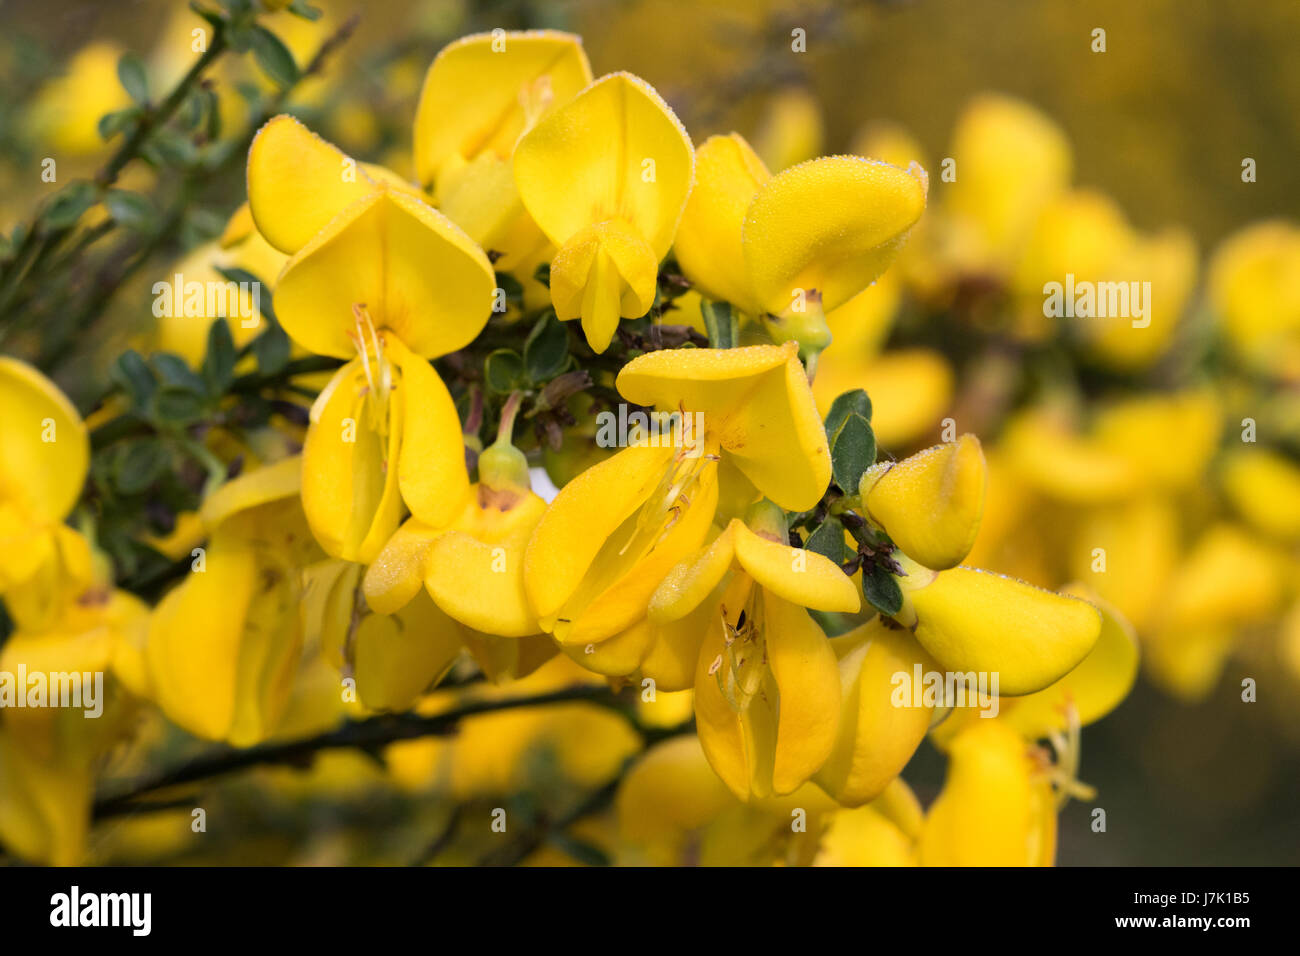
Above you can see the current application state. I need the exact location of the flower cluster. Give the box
[3,11,1292,868]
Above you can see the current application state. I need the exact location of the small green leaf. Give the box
[533,262,551,288]
[484,349,525,394]
[42,182,98,231]
[104,189,156,232]
[111,350,158,409]
[115,439,170,494]
[701,300,738,349]
[805,517,848,566]
[151,386,207,425]
[253,321,291,376]
[151,352,207,392]
[248,26,300,89]
[117,52,150,105]
[825,389,872,439]
[98,107,140,142]
[216,266,273,323]
[147,128,199,167]
[825,389,876,493]
[524,313,569,383]
[862,564,903,616]
[830,414,876,494]
[203,320,236,393]
[288,0,323,20]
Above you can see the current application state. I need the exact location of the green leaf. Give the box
[830,413,876,494]
[117,52,150,105]
[115,439,170,495]
[42,182,98,230]
[805,517,848,566]
[484,349,525,394]
[288,0,323,20]
[111,350,158,409]
[216,266,273,323]
[98,106,141,142]
[248,26,300,89]
[825,389,876,493]
[253,321,291,376]
[147,128,199,167]
[824,388,872,438]
[202,320,236,393]
[151,386,207,425]
[701,300,738,349]
[104,189,157,232]
[862,564,903,616]
[151,352,207,392]
[524,313,569,383]
[533,262,551,288]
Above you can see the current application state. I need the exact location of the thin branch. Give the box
[94,685,621,819]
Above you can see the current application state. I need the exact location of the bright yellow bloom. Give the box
[523,343,829,647]
[650,508,859,800]
[919,718,1057,866]
[513,72,694,352]
[247,115,495,562]
[860,433,987,570]
[145,458,321,745]
[0,358,90,612]
[1209,220,1300,380]
[673,133,927,358]
[814,617,938,807]
[414,30,592,280]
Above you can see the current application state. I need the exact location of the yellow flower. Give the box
[940,93,1071,276]
[649,506,860,800]
[859,433,987,570]
[145,458,321,745]
[919,718,1057,866]
[26,42,132,156]
[523,343,829,647]
[0,587,149,865]
[1221,447,1300,542]
[814,617,938,807]
[1209,220,1300,380]
[871,435,1102,695]
[364,403,549,638]
[513,72,695,352]
[0,358,90,612]
[414,30,592,283]
[673,133,928,359]
[246,115,496,562]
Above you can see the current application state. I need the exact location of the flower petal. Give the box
[673,133,769,314]
[413,30,593,188]
[0,357,88,524]
[734,520,860,613]
[863,434,987,570]
[617,343,830,511]
[765,594,841,794]
[513,72,694,258]
[900,563,1102,696]
[742,155,927,315]
[247,114,381,254]
[392,337,470,527]
[274,187,495,359]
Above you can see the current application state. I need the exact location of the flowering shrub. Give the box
[0,0,1295,868]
